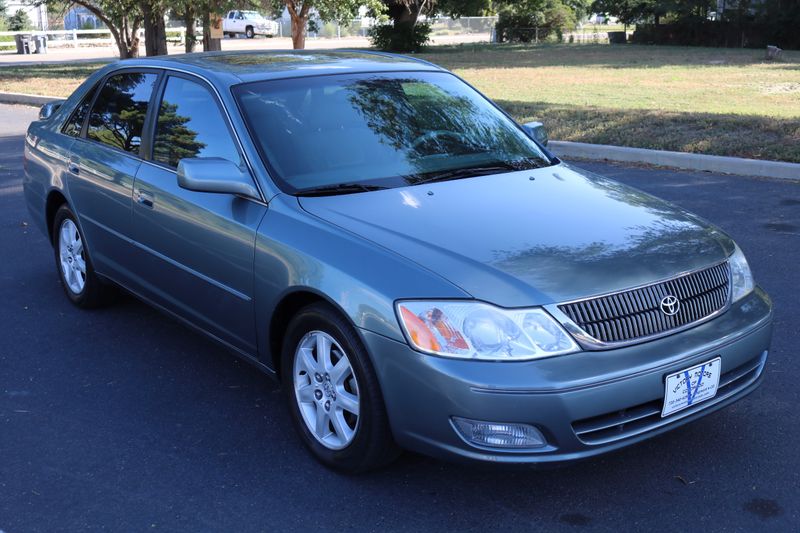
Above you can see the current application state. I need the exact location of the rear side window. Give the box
[87,72,158,154]
[152,76,241,168]
[62,84,97,137]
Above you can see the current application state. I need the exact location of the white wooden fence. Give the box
[0,28,184,49]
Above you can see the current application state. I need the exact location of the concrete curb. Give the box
[550,141,799,181]
[0,91,61,107]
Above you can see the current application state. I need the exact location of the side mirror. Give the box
[177,158,260,200]
[522,121,548,146]
[39,99,65,120]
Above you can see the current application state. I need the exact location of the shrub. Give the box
[368,21,431,52]
[8,9,32,32]
[495,11,547,43]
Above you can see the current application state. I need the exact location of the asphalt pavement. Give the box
[1,104,798,532]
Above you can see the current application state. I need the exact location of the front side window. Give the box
[234,71,553,194]
[62,84,98,137]
[152,76,241,168]
[87,72,158,154]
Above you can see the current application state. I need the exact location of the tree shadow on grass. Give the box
[496,99,800,163]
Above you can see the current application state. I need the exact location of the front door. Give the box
[129,74,266,354]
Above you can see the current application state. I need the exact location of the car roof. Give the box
[114,50,445,87]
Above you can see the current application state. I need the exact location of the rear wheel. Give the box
[281,303,400,473]
[245,26,254,38]
[52,204,115,308]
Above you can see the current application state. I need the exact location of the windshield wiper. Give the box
[295,183,389,197]
[410,158,552,185]
[409,164,519,185]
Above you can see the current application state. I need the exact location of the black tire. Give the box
[245,26,254,39]
[52,204,115,308]
[281,303,401,473]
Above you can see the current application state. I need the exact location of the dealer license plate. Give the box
[662,357,721,417]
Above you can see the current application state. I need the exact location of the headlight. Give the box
[729,244,755,302]
[396,301,579,360]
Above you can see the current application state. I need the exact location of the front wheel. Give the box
[281,303,400,473]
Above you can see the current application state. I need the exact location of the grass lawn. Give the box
[0,62,105,98]
[417,43,800,163]
[1,43,798,162]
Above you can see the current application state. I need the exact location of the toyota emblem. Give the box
[660,295,681,316]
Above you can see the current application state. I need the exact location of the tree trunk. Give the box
[128,20,142,58]
[202,7,222,51]
[184,5,196,53]
[143,2,168,56]
[290,15,307,49]
[389,1,422,27]
[72,0,141,58]
[286,1,312,50]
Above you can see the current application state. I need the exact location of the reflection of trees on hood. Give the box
[153,101,207,167]
[576,167,728,241]
[489,207,721,287]
[345,77,535,170]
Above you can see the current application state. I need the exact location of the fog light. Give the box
[452,417,546,449]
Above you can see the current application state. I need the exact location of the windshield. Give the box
[241,11,266,20]
[234,71,554,194]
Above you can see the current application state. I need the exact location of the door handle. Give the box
[135,189,154,208]
[67,158,80,174]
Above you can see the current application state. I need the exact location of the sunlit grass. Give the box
[2,44,799,162]
[417,43,800,162]
[0,62,106,97]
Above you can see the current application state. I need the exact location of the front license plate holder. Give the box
[662,357,721,418]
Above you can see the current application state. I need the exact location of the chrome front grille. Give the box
[558,262,731,346]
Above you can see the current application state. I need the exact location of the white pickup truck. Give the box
[222,10,279,39]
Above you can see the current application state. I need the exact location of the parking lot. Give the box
[1,103,798,531]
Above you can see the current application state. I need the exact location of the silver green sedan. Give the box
[23,51,773,472]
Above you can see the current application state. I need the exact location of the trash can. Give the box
[607,31,627,44]
[33,34,48,54]
[14,33,33,54]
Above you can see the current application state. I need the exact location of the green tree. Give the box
[591,0,656,27]
[385,0,490,27]
[0,1,8,32]
[493,0,587,41]
[142,0,168,56]
[41,0,143,58]
[8,8,32,30]
[268,0,386,49]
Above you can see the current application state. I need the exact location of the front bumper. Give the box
[361,287,773,464]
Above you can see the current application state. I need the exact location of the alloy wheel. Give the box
[58,219,86,294]
[293,330,361,450]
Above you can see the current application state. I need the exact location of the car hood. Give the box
[298,164,734,307]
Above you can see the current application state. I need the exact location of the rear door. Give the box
[66,70,159,281]
[129,73,266,354]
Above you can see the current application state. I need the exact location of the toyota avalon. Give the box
[23,51,773,472]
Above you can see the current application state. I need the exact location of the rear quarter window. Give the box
[61,84,98,138]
